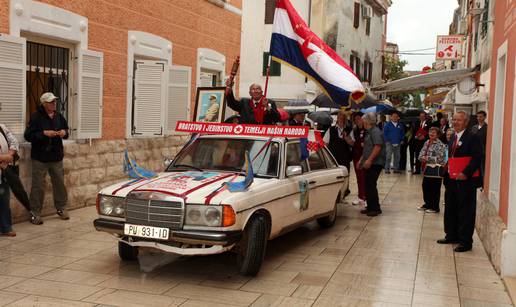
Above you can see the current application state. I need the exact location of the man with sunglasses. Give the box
[24,92,70,225]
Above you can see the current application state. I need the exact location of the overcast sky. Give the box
[387,0,459,71]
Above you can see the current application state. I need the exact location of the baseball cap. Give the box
[40,92,58,104]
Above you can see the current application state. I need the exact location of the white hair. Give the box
[362,112,377,125]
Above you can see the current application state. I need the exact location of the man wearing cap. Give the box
[24,92,70,225]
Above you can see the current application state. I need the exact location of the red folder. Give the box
[448,157,480,179]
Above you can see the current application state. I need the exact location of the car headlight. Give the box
[98,195,125,218]
[185,205,235,227]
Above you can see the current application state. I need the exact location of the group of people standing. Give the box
[0,92,70,236]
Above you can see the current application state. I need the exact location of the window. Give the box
[363,60,373,83]
[480,0,489,38]
[197,48,225,88]
[321,148,338,168]
[263,52,281,76]
[171,138,280,177]
[355,57,361,80]
[368,61,373,83]
[353,2,360,28]
[308,151,326,171]
[7,1,103,139]
[132,60,166,136]
[366,18,371,36]
[26,42,70,124]
[286,143,308,173]
[363,61,369,82]
[349,54,355,71]
[264,0,276,24]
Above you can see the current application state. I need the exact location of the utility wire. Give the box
[398,52,435,55]
[397,47,435,52]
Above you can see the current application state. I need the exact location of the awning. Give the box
[371,68,477,94]
[423,91,449,105]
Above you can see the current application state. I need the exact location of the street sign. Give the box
[435,35,464,61]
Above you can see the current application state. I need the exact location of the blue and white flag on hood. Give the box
[224,151,254,192]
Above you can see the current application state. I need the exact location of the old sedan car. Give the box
[94,134,349,275]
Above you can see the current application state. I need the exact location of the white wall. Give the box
[239,0,309,101]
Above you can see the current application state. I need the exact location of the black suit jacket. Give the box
[448,128,483,188]
[226,90,280,125]
[471,124,488,153]
[288,119,310,127]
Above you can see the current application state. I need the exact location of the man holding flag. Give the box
[225,81,280,125]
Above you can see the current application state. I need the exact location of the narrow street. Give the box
[0,173,512,307]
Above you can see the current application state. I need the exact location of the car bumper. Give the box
[93,218,242,247]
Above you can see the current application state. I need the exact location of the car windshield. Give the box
[168,138,280,177]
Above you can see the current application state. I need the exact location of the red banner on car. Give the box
[175,121,309,137]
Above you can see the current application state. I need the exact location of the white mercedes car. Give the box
[94,134,349,275]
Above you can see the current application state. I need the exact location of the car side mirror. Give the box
[286,165,303,177]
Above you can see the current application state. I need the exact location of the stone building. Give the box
[0,0,242,221]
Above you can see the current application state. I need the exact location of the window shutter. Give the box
[368,62,373,83]
[133,60,165,136]
[353,2,360,28]
[166,65,191,134]
[77,50,103,139]
[0,35,26,135]
[264,0,276,24]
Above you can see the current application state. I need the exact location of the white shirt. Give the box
[455,129,465,142]
[392,121,398,128]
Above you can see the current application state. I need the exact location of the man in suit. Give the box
[288,110,310,126]
[225,80,280,125]
[471,110,488,177]
[413,111,431,174]
[437,111,483,252]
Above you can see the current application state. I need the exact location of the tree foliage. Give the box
[384,57,424,108]
[384,57,408,81]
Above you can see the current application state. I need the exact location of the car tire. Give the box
[317,197,338,228]
[118,241,138,261]
[236,215,268,276]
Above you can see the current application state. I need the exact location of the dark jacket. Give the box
[447,129,483,188]
[326,125,352,166]
[471,123,488,153]
[413,120,432,143]
[24,106,69,162]
[226,90,280,125]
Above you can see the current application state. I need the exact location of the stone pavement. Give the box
[0,173,513,307]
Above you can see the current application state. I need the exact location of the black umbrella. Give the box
[310,94,340,108]
[307,111,333,127]
[311,93,379,109]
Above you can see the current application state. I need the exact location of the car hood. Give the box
[100,171,270,204]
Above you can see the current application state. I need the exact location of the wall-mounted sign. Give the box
[436,35,464,61]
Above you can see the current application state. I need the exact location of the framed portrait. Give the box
[193,87,226,123]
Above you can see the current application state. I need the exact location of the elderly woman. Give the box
[418,127,447,213]
[358,112,385,216]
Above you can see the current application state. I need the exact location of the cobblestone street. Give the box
[0,173,513,307]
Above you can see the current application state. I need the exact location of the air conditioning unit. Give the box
[362,5,372,19]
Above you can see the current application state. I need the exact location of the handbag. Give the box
[423,163,445,178]
[421,140,445,178]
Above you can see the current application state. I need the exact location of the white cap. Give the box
[39,92,58,105]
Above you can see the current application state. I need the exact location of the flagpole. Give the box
[263,54,271,99]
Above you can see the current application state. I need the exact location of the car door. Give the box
[280,142,314,228]
[306,148,344,217]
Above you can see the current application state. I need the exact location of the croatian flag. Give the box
[300,130,325,160]
[270,0,365,106]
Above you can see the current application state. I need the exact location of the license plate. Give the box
[124,224,169,240]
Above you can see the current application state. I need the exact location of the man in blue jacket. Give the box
[383,112,405,173]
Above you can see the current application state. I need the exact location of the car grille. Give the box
[125,197,184,229]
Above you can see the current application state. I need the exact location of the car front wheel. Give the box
[118,241,138,261]
[236,215,268,276]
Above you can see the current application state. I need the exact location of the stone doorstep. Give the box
[504,277,516,305]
